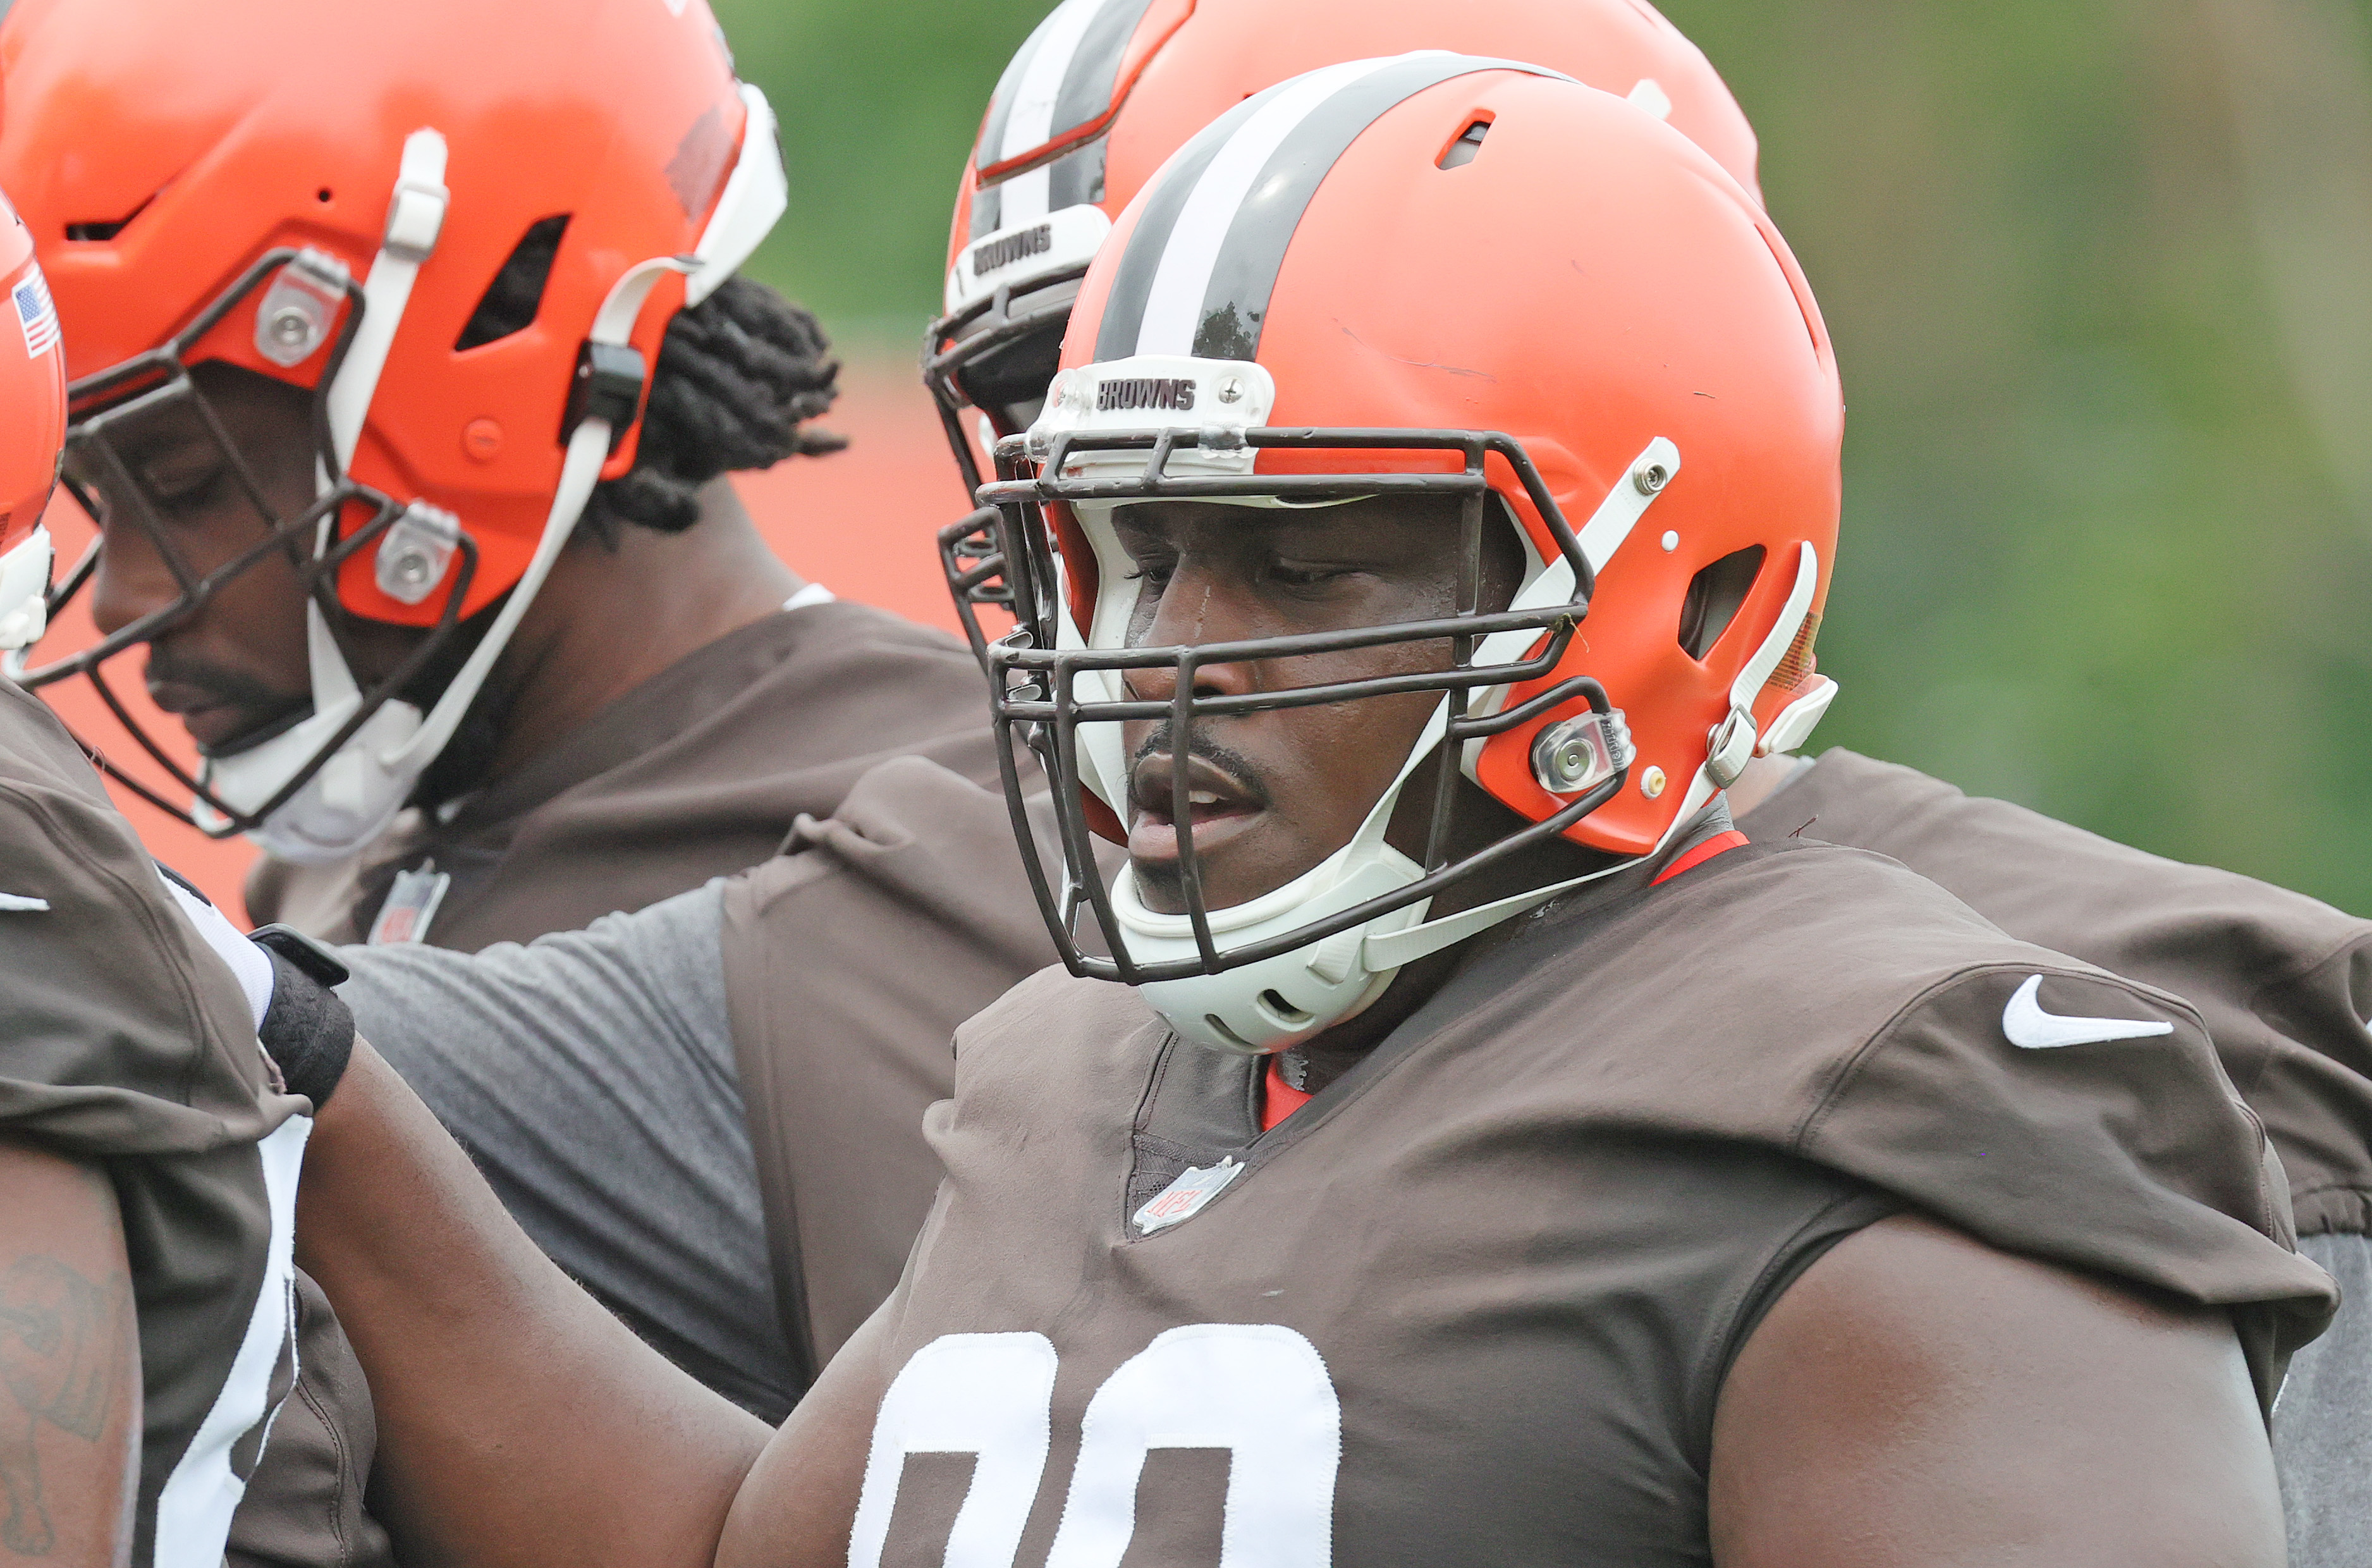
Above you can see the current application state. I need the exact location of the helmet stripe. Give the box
[1096,54,1562,364]
[1052,0,1159,147]
[971,0,1151,240]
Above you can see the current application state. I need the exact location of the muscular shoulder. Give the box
[1742,749,2372,1006]
[1742,749,2372,1232]
[1469,840,2330,1402]
[1710,1213,2285,1567]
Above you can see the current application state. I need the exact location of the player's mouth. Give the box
[145,656,310,755]
[147,680,266,752]
[1127,748,1268,869]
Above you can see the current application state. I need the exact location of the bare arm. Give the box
[1709,1212,2284,1567]
[0,1138,136,1564]
[293,1042,771,1567]
[716,1301,897,1565]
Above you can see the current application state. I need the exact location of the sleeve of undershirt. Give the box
[331,879,804,1422]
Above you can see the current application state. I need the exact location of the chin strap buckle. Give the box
[562,341,646,452]
[1704,704,1758,790]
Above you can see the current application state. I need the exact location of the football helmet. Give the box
[960,59,1842,1051]
[0,184,63,651]
[924,0,1760,494]
[0,0,786,861]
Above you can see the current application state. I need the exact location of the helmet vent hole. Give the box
[1257,990,1315,1028]
[64,194,154,243]
[455,214,571,352]
[1438,119,1493,171]
[1677,545,1765,661]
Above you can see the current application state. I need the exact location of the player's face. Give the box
[70,362,417,755]
[1114,494,1523,913]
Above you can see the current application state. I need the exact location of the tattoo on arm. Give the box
[0,1257,128,1557]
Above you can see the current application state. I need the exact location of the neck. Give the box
[475,477,802,785]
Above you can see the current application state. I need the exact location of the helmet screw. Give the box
[1531,710,1632,796]
[1640,764,1668,799]
[1215,375,1245,405]
[1632,461,1670,495]
[387,548,432,590]
[266,305,314,350]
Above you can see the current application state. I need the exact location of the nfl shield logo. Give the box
[1132,1157,1245,1234]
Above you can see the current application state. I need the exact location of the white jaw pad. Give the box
[0,524,52,651]
[1114,701,1452,1055]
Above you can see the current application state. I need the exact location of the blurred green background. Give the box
[714,0,2372,914]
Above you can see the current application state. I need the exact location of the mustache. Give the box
[1125,725,1272,811]
[143,647,311,747]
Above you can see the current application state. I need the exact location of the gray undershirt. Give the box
[2277,1232,2372,1567]
[332,880,798,1421]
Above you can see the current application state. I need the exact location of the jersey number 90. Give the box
[849,1323,1341,1568]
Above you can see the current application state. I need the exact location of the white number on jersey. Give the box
[850,1323,1341,1568]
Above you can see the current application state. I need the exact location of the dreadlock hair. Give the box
[581,276,847,541]
[454,226,845,544]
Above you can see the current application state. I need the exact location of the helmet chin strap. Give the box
[216,86,790,862]
[205,249,693,861]
[1117,697,1450,1055]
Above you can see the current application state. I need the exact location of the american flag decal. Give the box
[13,264,58,360]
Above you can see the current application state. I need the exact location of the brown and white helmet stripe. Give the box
[1088,53,1565,364]
[969,0,1166,241]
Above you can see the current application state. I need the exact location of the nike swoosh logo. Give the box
[0,893,48,912]
[2002,974,2174,1050]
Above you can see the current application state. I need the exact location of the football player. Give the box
[0,0,1033,1426]
[0,0,997,959]
[310,0,2372,1514]
[0,176,372,1566]
[927,0,2372,1547]
[302,0,1806,1428]
[285,64,2328,1564]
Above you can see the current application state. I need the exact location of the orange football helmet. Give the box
[924,0,1759,494]
[961,59,1842,1051]
[0,0,786,860]
[0,182,63,651]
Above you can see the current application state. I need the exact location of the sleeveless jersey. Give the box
[844,838,2332,1567]
[1739,749,2372,1236]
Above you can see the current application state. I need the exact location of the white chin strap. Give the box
[1105,440,1687,1056]
[205,89,790,864]
[0,523,53,653]
[1116,703,1445,1056]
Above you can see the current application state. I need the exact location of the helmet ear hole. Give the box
[455,214,570,351]
[63,192,154,243]
[1677,545,1764,661]
[1258,989,1316,1029]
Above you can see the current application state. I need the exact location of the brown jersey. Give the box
[0,680,313,1566]
[1738,749,2372,1236]
[845,838,2330,1567]
[247,601,999,950]
[719,755,1104,1380]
